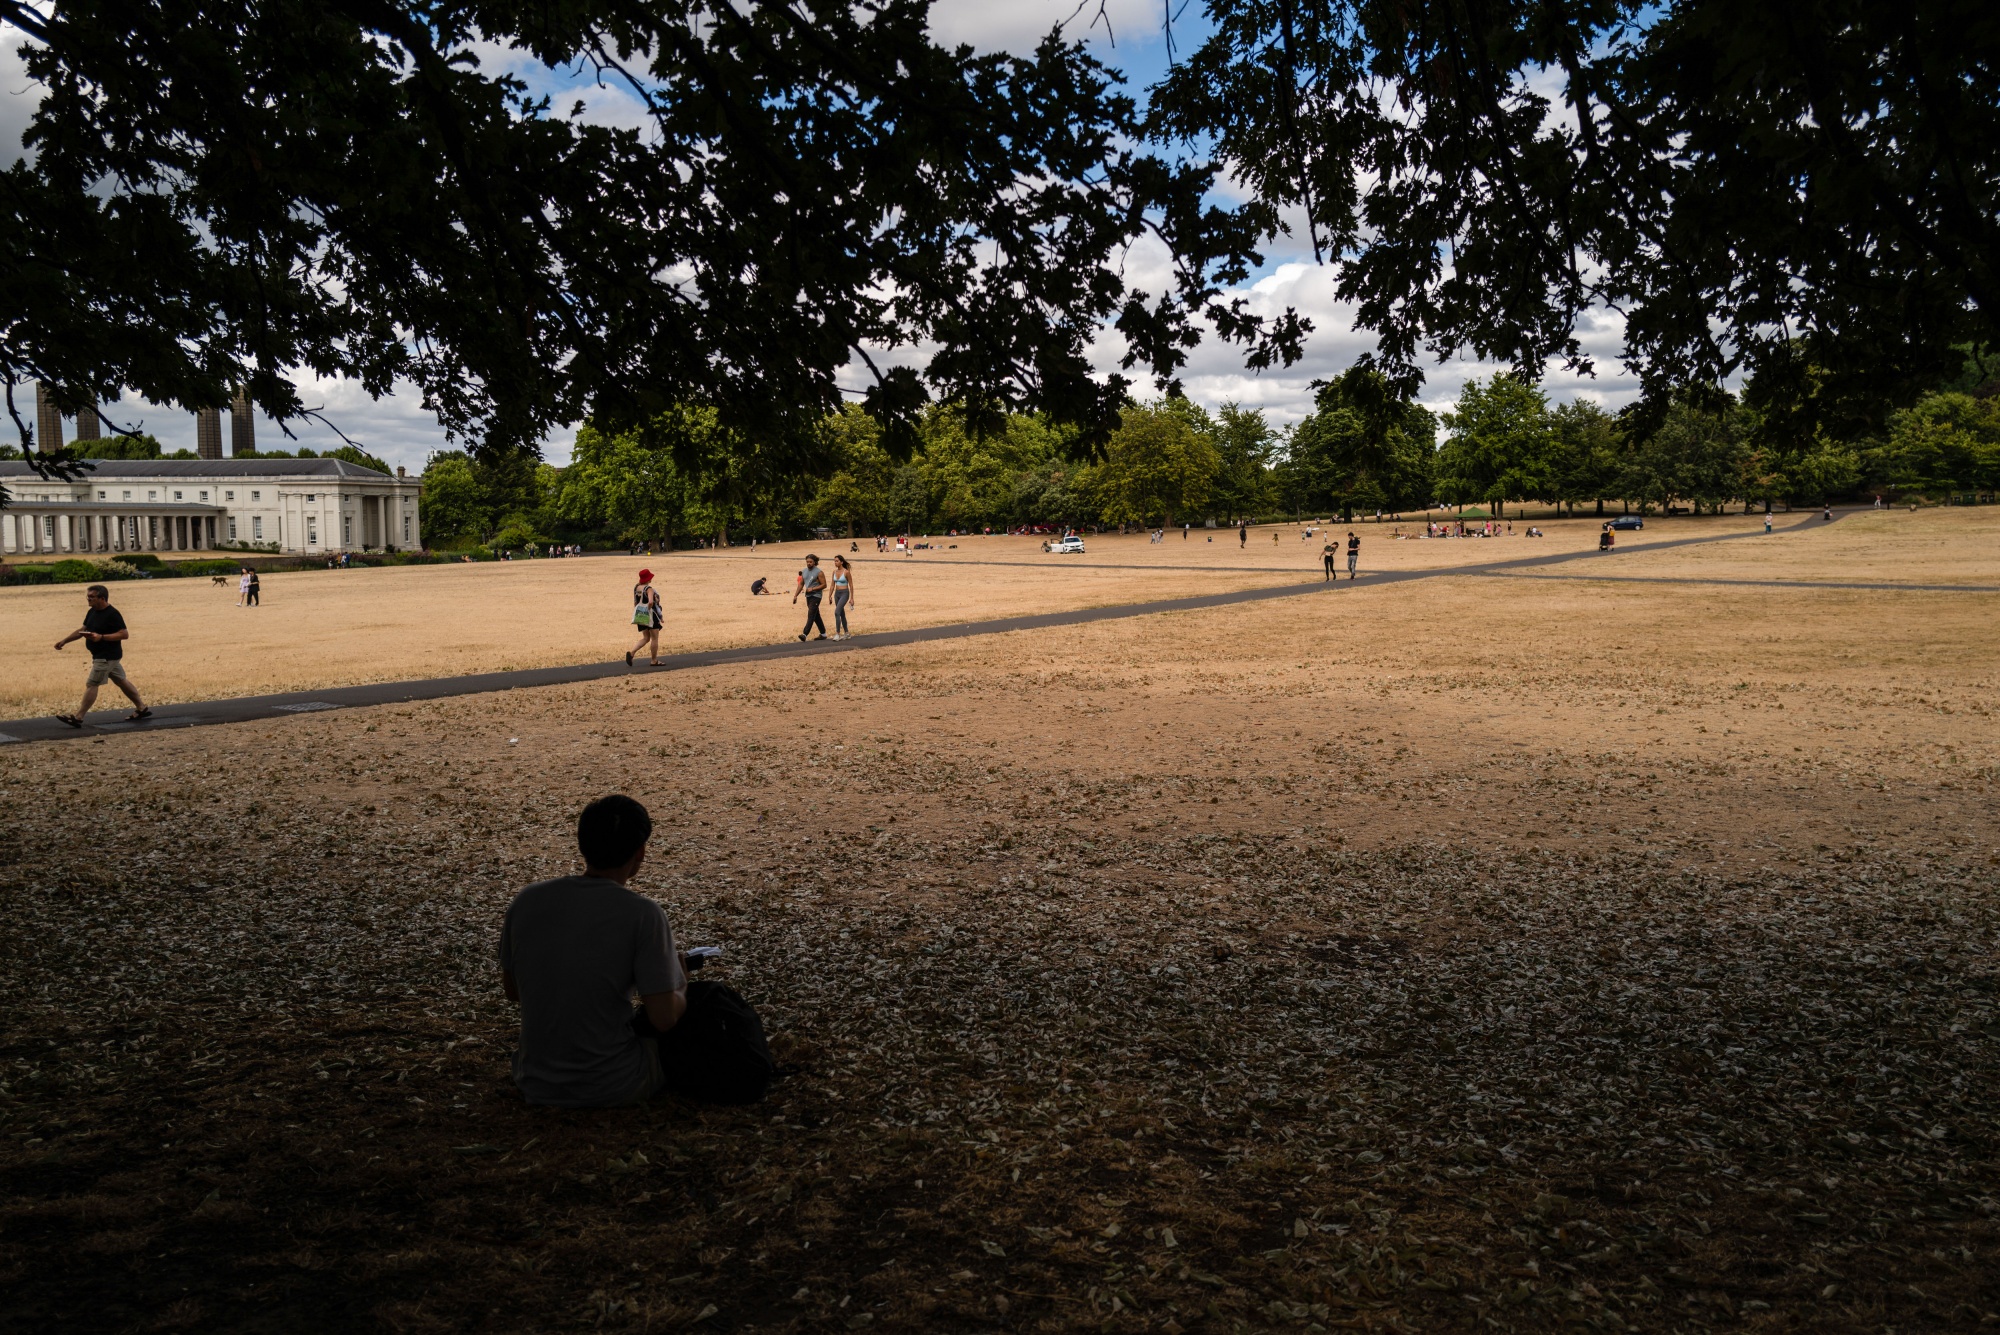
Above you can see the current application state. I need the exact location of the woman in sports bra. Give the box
[830,554,856,640]
[627,568,664,666]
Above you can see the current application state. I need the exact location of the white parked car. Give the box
[1043,535,1086,554]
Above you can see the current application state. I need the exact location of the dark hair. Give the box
[85,584,109,598]
[577,794,652,869]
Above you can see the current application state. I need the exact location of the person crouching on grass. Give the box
[52,584,150,727]
[498,795,773,1107]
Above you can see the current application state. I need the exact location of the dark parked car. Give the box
[1608,515,1646,530]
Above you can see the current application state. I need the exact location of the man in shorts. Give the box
[53,584,149,726]
[1345,529,1361,579]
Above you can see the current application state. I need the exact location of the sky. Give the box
[2,4,1642,471]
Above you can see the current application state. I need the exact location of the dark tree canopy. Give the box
[0,0,1306,484]
[1153,0,2000,422]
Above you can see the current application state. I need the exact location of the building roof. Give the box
[0,458,398,480]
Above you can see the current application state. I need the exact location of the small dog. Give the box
[211,575,231,587]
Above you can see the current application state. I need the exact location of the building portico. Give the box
[3,502,228,557]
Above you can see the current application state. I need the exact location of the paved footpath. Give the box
[6,508,1970,748]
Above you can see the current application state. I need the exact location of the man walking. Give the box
[794,553,829,641]
[53,584,150,727]
[1345,529,1361,579]
[1238,520,1248,548]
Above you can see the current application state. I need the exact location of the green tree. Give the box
[806,406,896,536]
[1548,402,1622,516]
[1882,393,2000,495]
[1286,369,1435,518]
[76,433,165,460]
[1093,401,1221,528]
[1620,397,1746,514]
[419,453,487,547]
[556,424,691,546]
[1436,376,1555,517]
[1209,403,1276,521]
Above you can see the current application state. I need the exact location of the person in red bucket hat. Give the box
[627,568,664,666]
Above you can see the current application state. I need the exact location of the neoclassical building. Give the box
[0,458,423,557]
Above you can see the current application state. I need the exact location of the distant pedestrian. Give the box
[1238,521,1248,548]
[1183,523,1190,541]
[53,584,149,726]
[830,554,856,640]
[1822,504,1832,521]
[627,568,663,667]
[1345,529,1360,579]
[237,567,250,606]
[794,554,828,641]
[1599,525,1614,551]
[246,568,260,605]
[1763,514,1773,534]
[1321,539,1337,581]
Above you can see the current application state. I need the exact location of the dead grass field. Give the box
[1,508,1997,1334]
[0,507,1942,721]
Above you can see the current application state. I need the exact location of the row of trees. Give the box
[417,360,2000,548]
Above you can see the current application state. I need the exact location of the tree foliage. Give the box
[1,0,1304,510]
[1152,0,2000,417]
[1436,376,1556,516]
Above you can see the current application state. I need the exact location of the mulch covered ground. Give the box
[3,578,1997,1333]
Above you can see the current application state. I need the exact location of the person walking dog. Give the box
[53,584,149,726]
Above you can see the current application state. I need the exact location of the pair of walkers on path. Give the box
[1320,531,1360,581]
[793,553,856,641]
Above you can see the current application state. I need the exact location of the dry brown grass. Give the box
[1,507,1997,1333]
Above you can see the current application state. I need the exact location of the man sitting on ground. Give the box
[499,794,772,1106]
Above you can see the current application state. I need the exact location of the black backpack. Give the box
[636,980,775,1105]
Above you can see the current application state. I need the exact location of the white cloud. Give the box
[1,22,43,167]
[927,0,1164,56]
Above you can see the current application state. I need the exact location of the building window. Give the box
[173,490,183,501]
[147,491,156,501]
[306,520,317,546]
[343,516,352,544]
[97,490,106,499]
[122,490,132,501]
[252,516,263,539]
[403,515,411,541]
[251,490,261,501]
[199,490,209,501]
[224,490,234,501]
[304,493,316,503]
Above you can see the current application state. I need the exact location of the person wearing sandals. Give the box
[626,568,663,667]
[829,554,856,639]
[53,584,150,727]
